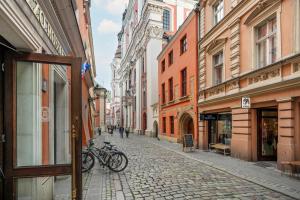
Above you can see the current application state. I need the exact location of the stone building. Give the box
[110,43,122,127]
[158,9,199,144]
[198,0,300,167]
[115,0,197,136]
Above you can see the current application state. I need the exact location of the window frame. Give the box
[181,68,187,97]
[168,77,173,101]
[170,116,174,135]
[255,16,277,68]
[161,59,165,73]
[212,51,224,85]
[163,9,171,31]
[168,50,173,66]
[161,83,166,104]
[180,35,187,55]
[213,0,224,25]
[162,117,166,133]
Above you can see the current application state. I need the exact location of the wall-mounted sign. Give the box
[41,107,50,122]
[241,97,251,109]
[199,114,218,120]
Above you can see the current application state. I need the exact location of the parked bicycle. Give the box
[82,139,128,173]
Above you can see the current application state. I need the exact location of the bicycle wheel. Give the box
[82,152,95,173]
[107,152,128,172]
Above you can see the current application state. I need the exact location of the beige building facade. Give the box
[198,0,300,167]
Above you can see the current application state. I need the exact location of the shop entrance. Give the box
[2,52,82,200]
[257,109,278,161]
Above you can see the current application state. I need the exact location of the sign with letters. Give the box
[183,134,194,149]
[241,97,251,109]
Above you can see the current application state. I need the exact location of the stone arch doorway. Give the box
[153,121,158,137]
[178,112,194,143]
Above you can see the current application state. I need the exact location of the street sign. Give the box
[241,97,251,108]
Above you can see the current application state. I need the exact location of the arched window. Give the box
[163,9,171,31]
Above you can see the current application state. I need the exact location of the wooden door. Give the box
[3,52,82,200]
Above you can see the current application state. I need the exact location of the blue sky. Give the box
[91,0,128,90]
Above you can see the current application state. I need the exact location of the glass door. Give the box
[257,109,278,161]
[3,52,82,200]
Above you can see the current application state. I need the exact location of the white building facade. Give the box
[114,0,197,136]
[110,43,122,127]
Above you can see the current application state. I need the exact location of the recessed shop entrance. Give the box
[1,51,82,200]
[257,108,278,161]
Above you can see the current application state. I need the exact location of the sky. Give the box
[91,0,129,91]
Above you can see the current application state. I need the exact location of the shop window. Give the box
[213,51,223,85]
[168,50,173,66]
[256,17,277,68]
[181,68,187,97]
[161,59,165,73]
[213,0,224,25]
[168,77,173,101]
[208,114,232,145]
[170,116,174,134]
[162,117,166,133]
[161,83,166,104]
[180,35,187,55]
[163,9,171,31]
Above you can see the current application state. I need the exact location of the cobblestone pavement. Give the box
[83,132,298,200]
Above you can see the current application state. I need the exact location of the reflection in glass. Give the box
[16,176,71,200]
[16,62,71,167]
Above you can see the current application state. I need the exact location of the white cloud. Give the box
[93,0,102,6]
[97,19,120,34]
[105,0,128,15]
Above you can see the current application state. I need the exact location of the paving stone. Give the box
[82,132,299,200]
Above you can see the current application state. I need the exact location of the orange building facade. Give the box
[198,0,300,167]
[158,10,199,145]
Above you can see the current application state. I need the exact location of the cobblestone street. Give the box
[83,132,299,200]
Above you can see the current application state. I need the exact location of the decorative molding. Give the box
[247,66,281,85]
[206,38,227,54]
[229,18,240,77]
[244,0,280,25]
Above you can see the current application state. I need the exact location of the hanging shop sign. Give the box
[241,97,251,109]
[26,0,65,55]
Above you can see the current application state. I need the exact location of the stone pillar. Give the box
[277,98,295,168]
[231,107,252,161]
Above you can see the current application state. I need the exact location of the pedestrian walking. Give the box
[125,127,129,138]
[98,127,101,136]
[119,126,124,138]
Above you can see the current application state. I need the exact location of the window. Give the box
[141,56,145,73]
[256,17,277,68]
[162,83,166,104]
[161,59,165,73]
[180,35,187,54]
[162,117,166,133]
[143,90,147,107]
[163,9,170,31]
[181,68,187,97]
[170,116,174,134]
[168,50,173,66]
[168,77,173,101]
[213,51,223,85]
[213,0,224,25]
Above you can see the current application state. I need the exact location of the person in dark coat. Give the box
[125,127,129,138]
[119,126,124,138]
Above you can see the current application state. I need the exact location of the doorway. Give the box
[153,121,158,138]
[257,109,278,161]
[179,113,194,143]
[3,52,82,200]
